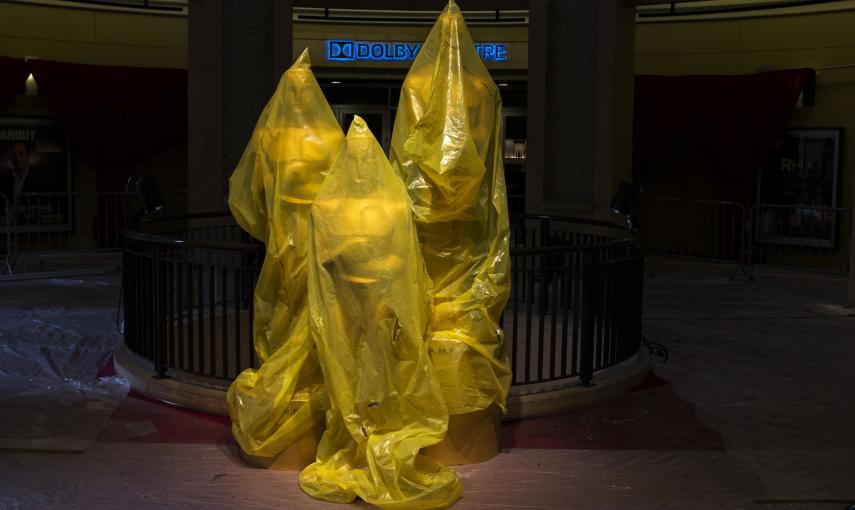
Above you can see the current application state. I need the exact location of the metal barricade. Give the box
[1,193,13,274]
[752,204,852,275]
[0,188,190,274]
[10,192,137,256]
[639,197,748,270]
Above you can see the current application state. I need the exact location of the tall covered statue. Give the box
[299,117,461,509]
[226,49,344,462]
[389,1,512,419]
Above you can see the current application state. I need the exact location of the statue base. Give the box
[237,404,501,470]
[423,404,501,465]
[238,429,322,471]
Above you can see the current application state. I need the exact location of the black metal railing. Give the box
[57,0,186,13]
[123,213,261,380]
[504,215,644,385]
[123,213,644,389]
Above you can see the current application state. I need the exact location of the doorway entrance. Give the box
[332,105,392,153]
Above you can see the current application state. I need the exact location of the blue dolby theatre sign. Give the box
[326,40,508,63]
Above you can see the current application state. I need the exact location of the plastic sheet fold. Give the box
[299,117,461,510]
[0,276,129,452]
[226,49,343,458]
[389,0,512,415]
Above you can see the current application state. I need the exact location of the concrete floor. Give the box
[0,256,853,509]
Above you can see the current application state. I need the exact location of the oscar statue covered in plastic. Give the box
[226,2,512,508]
[299,116,461,509]
[389,0,513,454]
[227,49,343,466]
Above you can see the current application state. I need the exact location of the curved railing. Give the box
[504,215,644,385]
[122,212,644,389]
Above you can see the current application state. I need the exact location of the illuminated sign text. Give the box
[326,40,508,62]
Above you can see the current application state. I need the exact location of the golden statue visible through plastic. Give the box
[299,117,461,509]
[226,49,343,461]
[390,0,513,418]
[227,2,512,503]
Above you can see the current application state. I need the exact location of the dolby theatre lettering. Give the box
[327,39,507,62]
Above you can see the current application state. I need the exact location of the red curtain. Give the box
[31,59,187,189]
[633,69,814,185]
[633,75,682,181]
[0,56,29,115]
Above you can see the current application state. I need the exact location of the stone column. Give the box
[187,0,293,213]
[526,0,635,218]
[849,201,855,308]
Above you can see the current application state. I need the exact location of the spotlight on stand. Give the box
[125,176,165,229]
[134,176,165,215]
[611,180,640,233]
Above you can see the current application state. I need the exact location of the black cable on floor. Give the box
[642,333,669,363]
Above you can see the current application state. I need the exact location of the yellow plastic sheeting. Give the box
[226,49,343,458]
[300,117,461,510]
[389,0,512,415]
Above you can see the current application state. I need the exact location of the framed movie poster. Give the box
[757,128,843,248]
[0,117,72,232]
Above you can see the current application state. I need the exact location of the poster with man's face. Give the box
[0,119,71,231]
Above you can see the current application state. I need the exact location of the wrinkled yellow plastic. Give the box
[299,116,461,510]
[389,0,512,415]
[226,49,343,458]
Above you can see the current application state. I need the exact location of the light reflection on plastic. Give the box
[326,40,508,62]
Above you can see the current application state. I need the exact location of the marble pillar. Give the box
[187,0,293,213]
[849,191,855,307]
[526,0,635,218]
